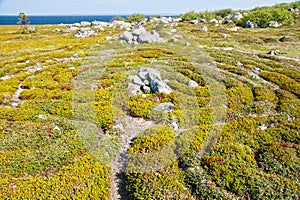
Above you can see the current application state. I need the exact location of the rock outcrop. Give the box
[119,26,167,44]
[74,28,96,38]
[127,67,172,95]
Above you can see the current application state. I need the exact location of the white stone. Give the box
[259,124,267,131]
[11,102,18,108]
[38,114,46,119]
[53,126,61,132]
[188,80,199,87]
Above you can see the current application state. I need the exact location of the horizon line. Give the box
[0,13,182,16]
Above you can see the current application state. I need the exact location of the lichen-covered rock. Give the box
[153,102,174,113]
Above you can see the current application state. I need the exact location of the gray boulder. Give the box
[154,102,174,113]
[245,21,257,28]
[198,26,208,32]
[190,20,198,24]
[138,67,162,81]
[137,31,165,43]
[119,31,134,42]
[128,67,172,95]
[150,79,172,94]
[132,26,147,36]
[120,26,166,44]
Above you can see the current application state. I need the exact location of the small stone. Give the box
[188,80,198,87]
[112,123,124,132]
[268,50,278,56]
[106,36,113,41]
[171,121,178,131]
[259,124,267,131]
[250,74,259,79]
[11,102,18,108]
[190,20,198,24]
[38,114,46,119]
[236,62,245,67]
[154,102,174,113]
[170,37,178,42]
[252,68,263,74]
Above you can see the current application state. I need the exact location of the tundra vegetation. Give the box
[0,2,299,199]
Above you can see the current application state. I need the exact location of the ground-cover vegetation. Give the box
[0,2,299,199]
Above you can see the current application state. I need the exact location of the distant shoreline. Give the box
[0,15,178,25]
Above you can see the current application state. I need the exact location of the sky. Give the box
[0,0,297,15]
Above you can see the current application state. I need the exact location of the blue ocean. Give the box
[0,15,178,25]
[0,15,129,25]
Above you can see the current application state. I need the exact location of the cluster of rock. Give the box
[288,7,300,12]
[119,25,167,44]
[226,12,244,21]
[245,20,282,29]
[74,27,96,38]
[60,16,183,38]
[149,16,182,27]
[127,67,172,96]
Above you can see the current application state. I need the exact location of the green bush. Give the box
[128,95,153,119]
[256,142,299,181]
[126,13,146,23]
[260,71,300,97]
[180,10,216,21]
[277,90,300,117]
[253,87,278,103]
[227,85,254,111]
[214,8,234,18]
[0,154,110,199]
[126,162,191,200]
[126,125,190,199]
[242,9,294,28]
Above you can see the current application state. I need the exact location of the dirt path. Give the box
[109,116,155,200]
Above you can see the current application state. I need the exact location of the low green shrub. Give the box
[126,125,190,199]
[227,85,254,111]
[126,13,146,23]
[0,154,110,199]
[241,9,294,28]
[260,71,300,97]
[128,95,154,119]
